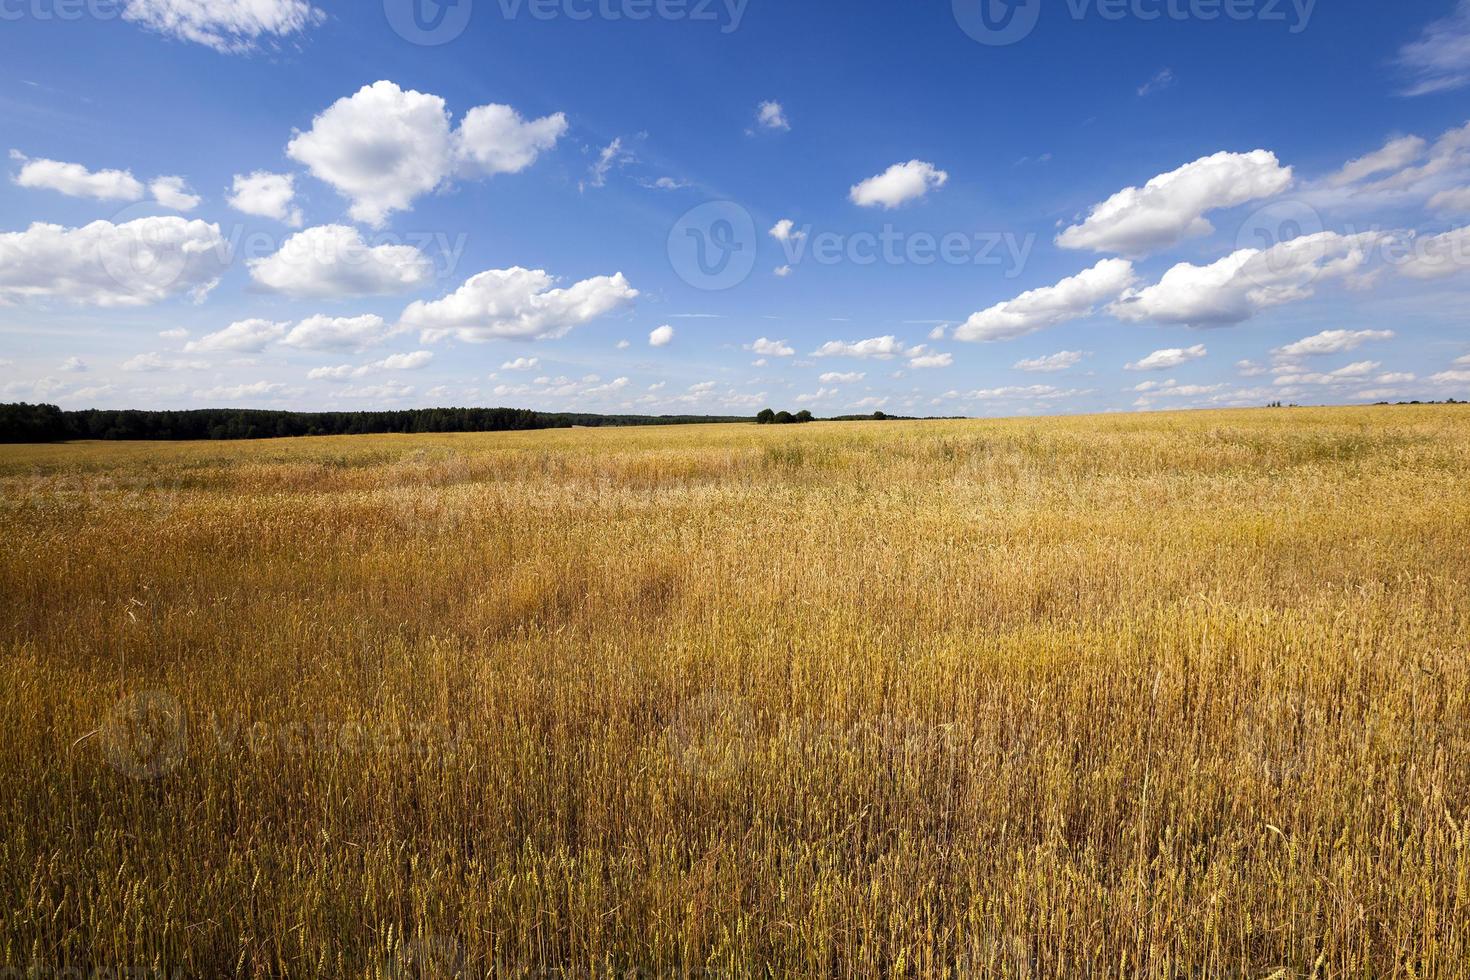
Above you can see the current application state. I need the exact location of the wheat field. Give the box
[1,406,1468,978]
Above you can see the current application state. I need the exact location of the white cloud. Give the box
[813,335,923,359]
[286,81,565,226]
[1273,329,1395,357]
[1456,354,1470,366]
[248,225,434,298]
[1057,150,1293,255]
[956,258,1136,342]
[969,384,1086,401]
[616,339,631,349]
[0,218,228,307]
[849,160,948,209]
[649,324,675,347]
[501,356,540,371]
[1014,350,1086,373]
[309,350,433,380]
[150,176,201,211]
[402,267,638,343]
[1397,225,1470,279]
[1398,0,1470,96]
[281,314,395,352]
[121,0,324,53]
[59,356,87,372]
[159,328,189,341]
[1110,231,1385,325]
[1274,361,1380,386]
[1329,136,1428,187]
[1429,186,1470,212]
[582,137,630,191]
[908,351,954,369]
[819,371,865,383]
[1131,379,1228,401]
[193,381,288,401]
[121,352,209,372]
[185,318,289,353]
[1137,68,1175,97]
[228,172,302,226]
[769,219,804,242]
[1376,372,1416,384]
[457,103,568,178]
[746,337,795,357]
[10,152,143,201]
[756,101,790,131]
[1431,369,1470,384]
[1126,344,1207,371]
[774,265,793,278]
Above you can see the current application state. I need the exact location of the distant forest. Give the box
[0,403,756,443]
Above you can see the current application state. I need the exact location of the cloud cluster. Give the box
[401,267,637,343]
[1057,150,1292,255]
[956,259,1136,342]
[229,172,303,226]
[121,0,325,54]
[0,218,228,307]
[287,82,566,226]
[247,225,435,298]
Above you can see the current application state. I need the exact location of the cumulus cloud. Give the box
[401,267,638,344]
[769,219,803,242]
[746,337,795,357]
[819,371,865,383]
[1014,350,1086,373]
[908,351,954,369]
[308,350,433,380]
[193,381,289,401]
[649,324,675,347]
[149,176,201,211]
[1398,0,1470,96]
[969,384,1087,401]
[10,152,143,201]
[248,225,435,299]
[849,161,948,209]
[1057,150,1293,255]
[185,319,289,353]
[756,101,790,131]
[1126,344,1207,371]
[955,259,1136,342]
[1397,225,1470,279]
[1429,186,1470,212]
[813,336,923,359]
[121,0,324,52]
[1110,231,1386,326]
[286,81,565,226]
[228,172,302,226]
[1273,361,1381,386]
[1273,329,1395,357]
[501,356,540,371]
[0,217,228,307]
[281,314,396,351]
[121,352,209,372]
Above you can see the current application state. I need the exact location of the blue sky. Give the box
[1,0,1468,416]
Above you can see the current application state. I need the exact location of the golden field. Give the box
[1,406,1468,978]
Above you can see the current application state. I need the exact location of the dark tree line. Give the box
[756,409,815,425]
[0,403,752,443]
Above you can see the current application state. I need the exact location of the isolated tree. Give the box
[794,410,814,423]
[756,409,776,425]
[775,411,794,425]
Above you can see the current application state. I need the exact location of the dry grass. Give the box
[1,406,1468,978]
